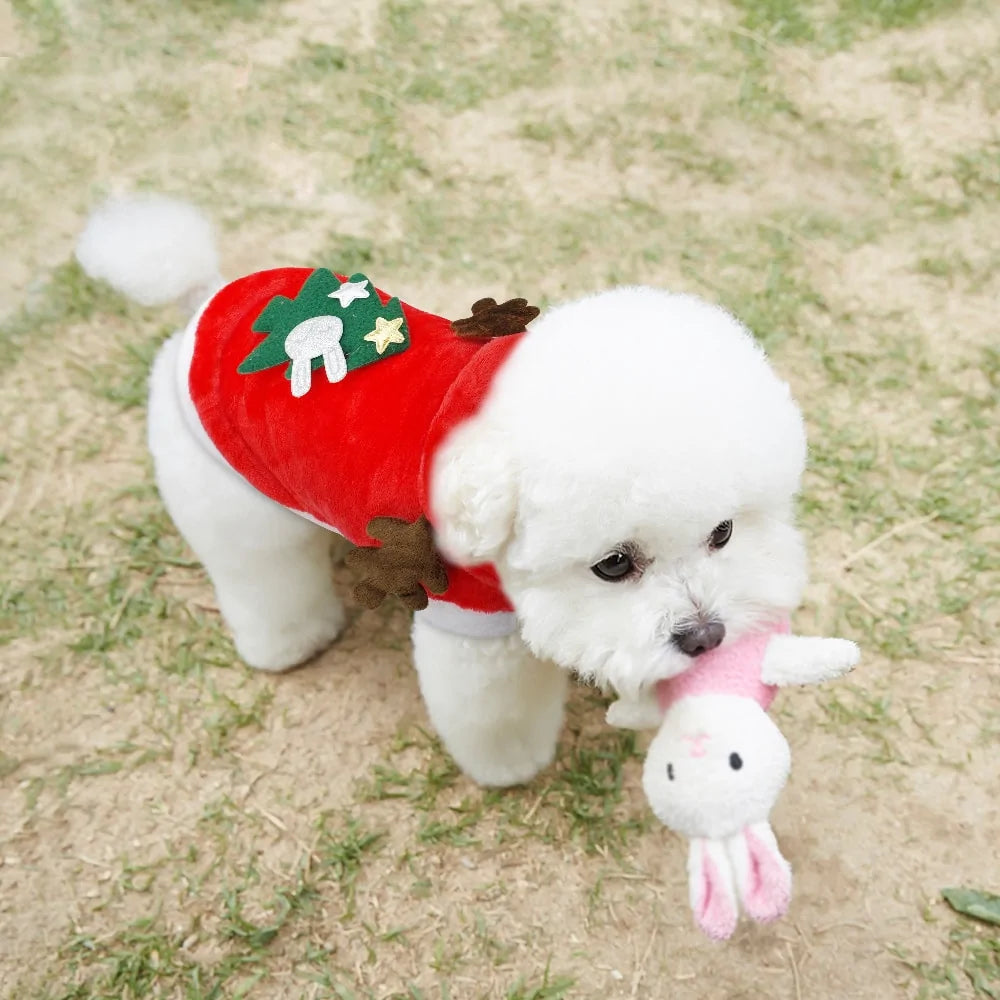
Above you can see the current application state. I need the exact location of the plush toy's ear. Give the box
[725,822,792,925]
[429,421,518,565]
[688,838,739,941]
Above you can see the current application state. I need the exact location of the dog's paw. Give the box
[606,695,663,730]
[444,685,565,788]
[412,622,567,788]
[455,730,560,788]
[234,602,347,672]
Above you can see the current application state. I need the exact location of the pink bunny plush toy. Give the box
[607,622,859,941]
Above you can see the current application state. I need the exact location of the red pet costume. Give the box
[186,268,536,617]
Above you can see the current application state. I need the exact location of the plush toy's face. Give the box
[431,288,808,696]
[642,695,791,841]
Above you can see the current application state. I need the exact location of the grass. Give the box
[0,260,137,369]
[314,816,387,911]
[377,1,564,113]
[34,814,388,999]
[816,683,903,763]
[895,917,1000,999]
[361,716,647,856]
[505,968,576,1000]
[732,0,969,49]
[81,334,174,410]
[3,0,999,996]
[54,918,260,1000]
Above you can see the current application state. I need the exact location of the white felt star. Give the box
[327,277,370,307]
[364,315,406,354]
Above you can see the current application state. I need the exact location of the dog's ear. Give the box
[429,421,517,565]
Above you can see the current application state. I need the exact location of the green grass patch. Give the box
[314,815,386,914]
[21,742,171,812]
[679,222,830,351]
[201,685,274,758]
[48,916,266,1000]
[362,715,648,857]
[951,142,1000,202]
[838,0,965,31]
[30,814,386,999]
[0,260,135,369]
[384,1,563,113]
[816,683,903,762]
[731,0,968,50]
[733,0,816,42]
[10,0,69,47]
[521,724,648,854]
[896,916,1000,999]
[6,485,191,648]
[505,967,576,1000]
[80,332,172,408]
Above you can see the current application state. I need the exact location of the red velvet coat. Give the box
[188,268,520,613]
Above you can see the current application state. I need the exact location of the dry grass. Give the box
[2,0,998,997]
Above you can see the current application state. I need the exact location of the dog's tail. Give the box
[76,193,223,314]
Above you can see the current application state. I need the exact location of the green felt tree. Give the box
[238,270,410,382]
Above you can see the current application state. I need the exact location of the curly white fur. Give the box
[412,616,567,787]
[76,193,222,309]
[78,194,815,788]
[148,330,347,671]
[431,289,809,697]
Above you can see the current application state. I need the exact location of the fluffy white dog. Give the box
[77,195,808,788]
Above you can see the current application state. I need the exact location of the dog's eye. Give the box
[729,752,743,771]
[708,520,733,550]
[591,550,634,581]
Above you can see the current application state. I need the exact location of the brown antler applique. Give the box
[451,297,540,340]
[345,515,449,611]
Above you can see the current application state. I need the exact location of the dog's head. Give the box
[431,288,808,696]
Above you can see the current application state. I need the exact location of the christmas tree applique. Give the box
[238,270,410,398]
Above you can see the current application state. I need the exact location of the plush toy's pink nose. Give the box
[683,731,711,757]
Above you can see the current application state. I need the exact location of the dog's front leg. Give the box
[411,612,567,787]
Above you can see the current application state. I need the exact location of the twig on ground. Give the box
[837,580,879,616]
[787,942,803,1000]
[630,925,657,999]
[841,514,939,569]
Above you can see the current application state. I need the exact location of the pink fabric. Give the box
[696,843,738,941]
[656,620,790,713]
[740,827,791,923]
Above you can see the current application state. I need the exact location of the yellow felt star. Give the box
[364,315,406,354]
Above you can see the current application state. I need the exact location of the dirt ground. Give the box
[1,0,998,997]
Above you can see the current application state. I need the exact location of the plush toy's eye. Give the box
[729,752,743,771]
[709,520,733,550]
[667,763,674,781]
[591,550,634,581]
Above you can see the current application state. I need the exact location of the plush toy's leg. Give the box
[411,616,567,787]
[148,331,346,671]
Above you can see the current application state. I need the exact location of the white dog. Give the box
[77,195,808,788]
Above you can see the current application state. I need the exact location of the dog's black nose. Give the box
[671,621,726,657]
